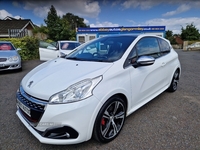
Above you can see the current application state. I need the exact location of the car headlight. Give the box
[8,56,19,62]
[49,76,102,104]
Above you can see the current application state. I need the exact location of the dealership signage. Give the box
[77,26,165,33]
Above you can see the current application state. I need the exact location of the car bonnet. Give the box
[21,58,113,100]
[0,50,19,57]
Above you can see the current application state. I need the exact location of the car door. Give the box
[39,41,59,61]
[126,37,167,107]
[157,38,176,86]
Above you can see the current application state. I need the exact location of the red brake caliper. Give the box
[101,118,105,125]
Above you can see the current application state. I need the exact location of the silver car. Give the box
[0,41,22,71]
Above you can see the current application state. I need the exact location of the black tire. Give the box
[167,69,179,92]
[93,96,126,143]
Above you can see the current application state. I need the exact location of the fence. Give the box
[8,29,28,38]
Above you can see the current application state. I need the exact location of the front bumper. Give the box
[0,61,21,71]
[16,90,101,145]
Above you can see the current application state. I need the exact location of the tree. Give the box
[56,18,75,40]
[61,13,88,40]
[181,23,200,41]
[44,5,61,41]
[44,6,88,41]
[165,30,177,44]
[62,13,88,31]
[165,30,173,39]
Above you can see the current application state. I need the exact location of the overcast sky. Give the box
[0,0,200,34]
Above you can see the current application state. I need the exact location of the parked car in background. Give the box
[39,41,58,61]
[16,34,181,145]
[186,42,200,51]
[39,40,81,61]
[0,41,22,71]
[56,40,81,55]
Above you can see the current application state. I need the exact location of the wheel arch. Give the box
[112,93,128,113]
[88,92,129,140]
[91,93,128,143]
[170,66,181,82]
[101,93,128,116]
[175,67,181,79]
[167,67,181,92]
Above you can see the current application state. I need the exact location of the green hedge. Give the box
[1,37,39,60]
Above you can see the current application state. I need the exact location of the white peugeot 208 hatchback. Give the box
[16,34,181,145]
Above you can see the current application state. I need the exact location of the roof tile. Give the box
[0,19,33,34]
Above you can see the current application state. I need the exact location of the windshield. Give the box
[60,42,81,50]
[66,36,136,62]
[0,43,15,51]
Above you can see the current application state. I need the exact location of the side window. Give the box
[39,41,55,50]
[123,47,137,68]
[158,38,170,55]
[136,37,160,58]
[129,47,137,58]
[128,47,137,63]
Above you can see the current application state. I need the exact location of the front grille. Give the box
[0,66,9,69]
[18,94,45,111]
[16,86,47,125]
[0,58,7,62]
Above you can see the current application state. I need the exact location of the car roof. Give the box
[103,34,138,38]
[100,34,169,45]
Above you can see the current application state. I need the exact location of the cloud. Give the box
[90,21,119,27]
[12,1,21,7]
[89,17,200,34]
[22,0,101,19]
[0,9,12,19]
[111,0,121,7]
[14,15,23,19]
[121,0,200,10]
[144,17,200,34]
[127,19,137,25]
[33,6,50,18]
[84,19,89,25]
[0,9,22,19]
[121,0,161,10]
[162,4,191,17]
[22,1,49,18]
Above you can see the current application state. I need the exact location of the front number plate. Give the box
[17,99,31,117]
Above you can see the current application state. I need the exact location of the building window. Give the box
[89,36,96,40]
[78,36,85,43]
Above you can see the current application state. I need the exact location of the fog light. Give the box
[42,126,78,139]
